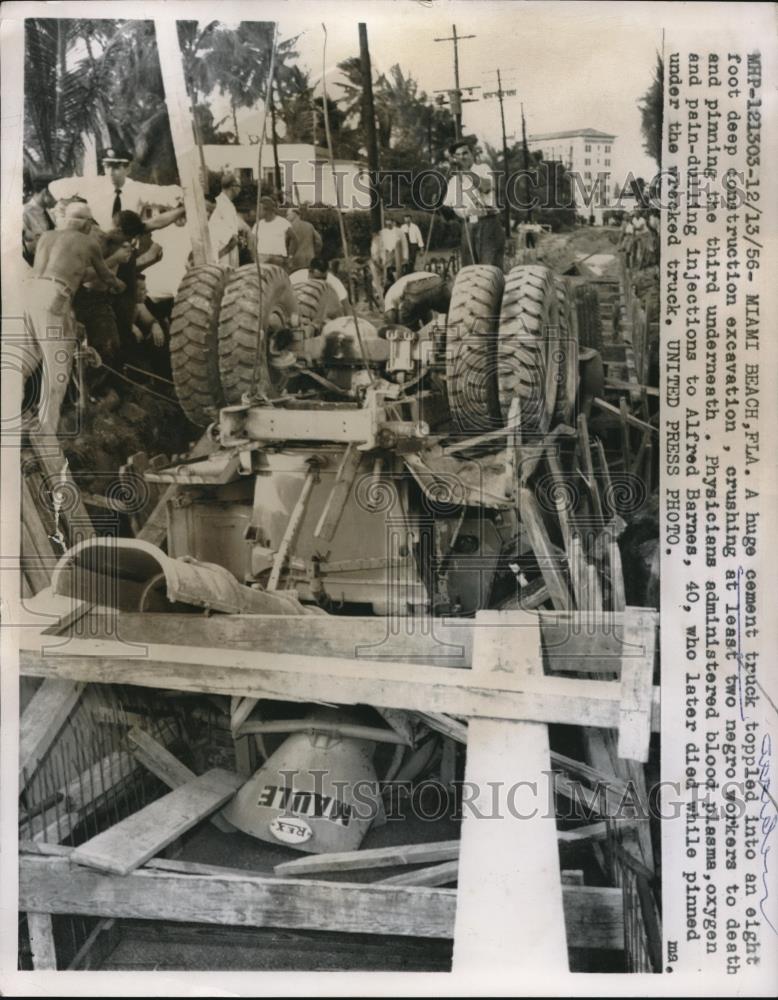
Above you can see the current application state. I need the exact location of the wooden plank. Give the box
[518,488,570,610]
[127,727,235,833]
[416,711,467,744]
[19,678,84,786]
[72,768,244,875]
[52,607,657,669]
[26,911,57,970]
[381,860,459,887]
[275,840,459,876]
[19,635,662,732]
[592,397,658,435]
[153,19,212,265]
[453,612,567,971]
[618,610,657,763]
[21,853,455,940]
[18,854,623,949]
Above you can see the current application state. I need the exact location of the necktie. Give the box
[112,187,122,219]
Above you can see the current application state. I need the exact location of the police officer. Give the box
[49,146,183,232]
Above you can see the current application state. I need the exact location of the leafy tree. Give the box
[639,54,663,168]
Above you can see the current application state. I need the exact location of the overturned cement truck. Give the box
[55,260,605,619]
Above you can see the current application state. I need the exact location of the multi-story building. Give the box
[525,128,616,224]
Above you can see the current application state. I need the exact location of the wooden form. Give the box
[19,850,624,951]
[19,611,660,743]
[18,602,657,969]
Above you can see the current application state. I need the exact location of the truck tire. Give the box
[574,283,603,353]
[169,264,226,427]
[497,264,561,437]
[295,280,342,330]
[553,276,578,426]
[218,264,298,404]
[445,264,504,432]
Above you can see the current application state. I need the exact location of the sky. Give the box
[216,1,663,185]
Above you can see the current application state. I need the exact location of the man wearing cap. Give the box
[49,146,183,233]
[443,137,505,269]
[251,196,297,267]
[208,172,243,268]
[24,203,125,435]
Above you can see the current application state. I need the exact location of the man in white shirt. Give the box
[251,196,297,267]
[49,146,183,233]
[401,214,424,273]
[208,173,242,268]
[443,137,505,269]
[377,218,408,289]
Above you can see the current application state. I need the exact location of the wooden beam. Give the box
[127,727,235,833]
[275,840,459,876]
[19,638,661,734]
[453,612,567,971]
[19,678,84,786]
[21,853,455,940]
[18,853,624,949]
[72,768,243,875]
[618,610,657,763]
[46,606,657,671]
[381,860,459,887]
[26,911,57,970]
[153,19,212,265]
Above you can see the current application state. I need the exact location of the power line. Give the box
[434,24,479,139]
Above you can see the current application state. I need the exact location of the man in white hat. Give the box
[49,146,183,233]
[24,202,125,435]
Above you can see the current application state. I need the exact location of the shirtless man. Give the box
[25,202,124,436]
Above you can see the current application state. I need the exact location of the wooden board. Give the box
[48,606,658,672]
[26,911,57,970]
[19,678,84,785]
[617,610,657,763]
[72,768,244,875]
[453,612,568,971]
[127,727,235,833]
[275,840,459,876]
[19,638,660,735]
[19,853,624,949]
[381,860,459,887]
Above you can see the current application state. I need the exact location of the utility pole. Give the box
[483,69,516,234]
[521,103,532,222]
[359,22,383,236]
[434,24,476,139]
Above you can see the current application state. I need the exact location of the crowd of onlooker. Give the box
[22,148,433,435]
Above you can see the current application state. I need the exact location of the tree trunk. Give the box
[231,98,241,144]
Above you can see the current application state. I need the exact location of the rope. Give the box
[320,23,375,386]
[99,363,181,407]
[250,22,280,400]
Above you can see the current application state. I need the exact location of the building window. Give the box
[585,158,591,166]
[605,145,611,152]
[239,167,254,183]
[585,144,591,152]
[585,171,592,179]
[605,159,611,166]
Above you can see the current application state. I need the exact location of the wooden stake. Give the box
[153,19,213,265]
